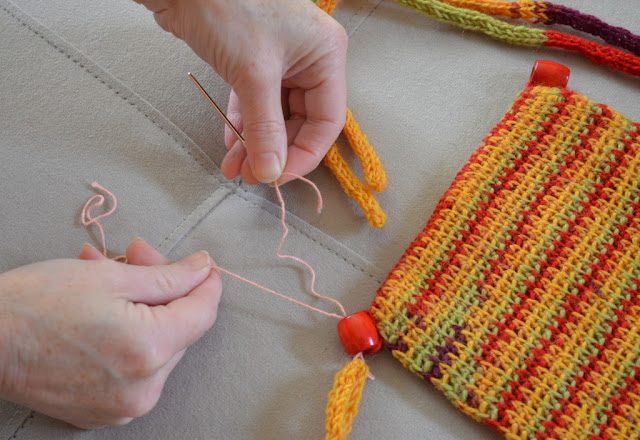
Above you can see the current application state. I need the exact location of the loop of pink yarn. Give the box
[81,183,117,257]
[81,176,347,319]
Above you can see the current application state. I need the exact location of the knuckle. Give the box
[319,19,347,56]
[244,118,283,141]
[152,266,179,296]
[328,21,348,52]
[118,335,164,378]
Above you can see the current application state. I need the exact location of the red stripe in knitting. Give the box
[544,30,640,77]
[478,94,611,432]
[409,89,566,307]
[377,89,537,295]
[541,128,640,439]
[596,358,640,438]
[493,119,640,438]
[540,218,640,439]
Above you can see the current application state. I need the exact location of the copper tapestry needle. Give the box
[188,72,246,147]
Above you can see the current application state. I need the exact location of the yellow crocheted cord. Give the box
[316,0,388,228]
[323,145,387,228]
[317,0,338,15]
[325,358,369,440]
[344,108,387,192]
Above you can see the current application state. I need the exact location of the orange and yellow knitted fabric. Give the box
[371,85,640,439]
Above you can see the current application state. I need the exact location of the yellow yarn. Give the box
[323,144,387,228]
[325,358,369,440]
[316,0,338,15]
[343,108,387,192]
[438,0,548,23]
[313,0,388,228]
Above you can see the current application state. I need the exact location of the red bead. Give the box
[527,60,570,88]
[337,310,382,356]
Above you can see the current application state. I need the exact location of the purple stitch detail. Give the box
[544,3,640,56]
[384,339,408,353]
[451,324,466,343]
[438,342,457,357]
[421,364,442,380]
[466,388,480,409]
[385,322,467,379]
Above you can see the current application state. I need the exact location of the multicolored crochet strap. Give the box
[396,0,640,78]
[371,82,640,439]
[439,0,640,57]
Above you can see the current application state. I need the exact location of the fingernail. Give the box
[182,250,211,271]
[255,152,282,183]
[132,237,146,243]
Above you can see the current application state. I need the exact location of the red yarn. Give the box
[544,30,640,77]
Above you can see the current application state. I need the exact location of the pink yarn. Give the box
[273,173,346,317]
[212,173,346,319]
[81,177,347,319]
[81,182,126,261]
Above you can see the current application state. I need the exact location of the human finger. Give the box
[239,156,260,185]
[234,72,287,183]
[224,89,243,150]
[78,243,108,261]
[149,268,222,356]
[220,140,247,180]
[118,251,213,305]
[125,238,170,266]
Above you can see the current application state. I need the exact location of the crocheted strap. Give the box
[440,0,640,57]
[315,0,338,15]
[325,358,369,440]
[323,144,387,228]
[371,85,640,439]
[311,0,388,227]
[343,108,387,193]
[396,0,640,78]
[545,30,640,77]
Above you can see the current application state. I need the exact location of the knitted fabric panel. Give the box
[371,86,640,439]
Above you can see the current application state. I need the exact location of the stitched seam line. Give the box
[231,191,384,284]
[1,0,222,181]
[158,187,233,255]
[0,407,24,439]
[345,0,384,37]
[7,410,34,440]
[155,185,384,283]
[2,0,383,285]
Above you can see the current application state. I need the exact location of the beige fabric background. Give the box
[1,0,638,438]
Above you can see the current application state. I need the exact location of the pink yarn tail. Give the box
[275,173,346,317]
[81,183,126,261]
[80,176,347,320]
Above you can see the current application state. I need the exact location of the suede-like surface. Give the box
[1,0,639,438]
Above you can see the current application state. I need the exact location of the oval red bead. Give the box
[527,60,570,88]
[337,310,382,357]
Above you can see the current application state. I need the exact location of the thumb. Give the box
[120,250,213,305]
[234,74,287,183]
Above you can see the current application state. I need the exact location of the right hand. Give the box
[0,239,222,429]
[136,0,348,185]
